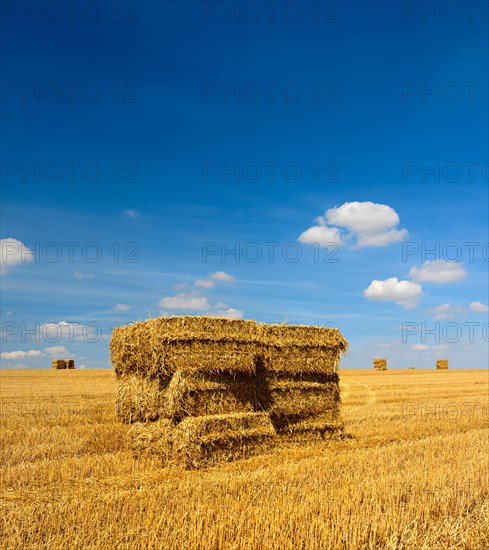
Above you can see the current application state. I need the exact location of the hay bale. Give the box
[129,419,174,460]
[172,412,276,469]
[110,316,347,378]
[51,359,66,369]
[373,358,387,370]
[66,360,75,369]
[116,374,170,423]
[263,346,340,375]
[436,359,449,369]
[164,341,256,374]
[276,412,343,442]
[164,370,257,421]
[265,372,340,418]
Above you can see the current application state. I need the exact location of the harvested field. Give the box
[1,369,487,549]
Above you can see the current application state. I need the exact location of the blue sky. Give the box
[1,0,488,369]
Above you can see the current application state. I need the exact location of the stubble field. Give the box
[1,369,488,549]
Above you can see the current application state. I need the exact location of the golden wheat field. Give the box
[0,369,488,550]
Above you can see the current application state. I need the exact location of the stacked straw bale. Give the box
[436,359,449,370]
[111,316,347,468]
[373,358,387,370]
[52,359,75,369]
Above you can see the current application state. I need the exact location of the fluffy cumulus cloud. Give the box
[0,238,33,275]
[44,346,69,355]
[0,349,44,359]
[74,271,95,280]
[297,225,342,246]
[363,277,422,309]
[425,303,465,320]
[409,260,467,283]
[209,271,235,282]
[123,209,140,218]
[194,279,215,289]
[469,301,489,313]
[207,306,244,319]
[161,272,240,315]
[298,202,408,248]
[112,304,130,312]
[158,293,211,311]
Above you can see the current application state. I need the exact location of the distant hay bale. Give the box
[436,360,449,370]
[373,358,387,370]
[51,359,75,369]
[111,316,348,467]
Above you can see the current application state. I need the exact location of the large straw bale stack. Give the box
[66,360,75,369]
[111,316,348,467]
[436,359,449,370]
[52,359,67,369]
[373,358,387,370]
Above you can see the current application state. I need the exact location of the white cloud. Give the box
[113,304,130,312]
[158,293,211,311]
[469,301,489,313]
[0,349,44,359]
[79,364,87,369]
[412,344,429,351]
[194,279,215,289]
[0,238,33,275]
[298,202,407,249]
[409,260,467,284]
[209,271,235,283]
[298,225,342,246]
[44,346,69,356]
[207,307,244,319]
[74,271,95,279]
[123,209,140,218]
[363,277,422,309]
[425,303,465,320]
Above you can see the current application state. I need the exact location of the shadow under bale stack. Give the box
[110,316,348,468]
